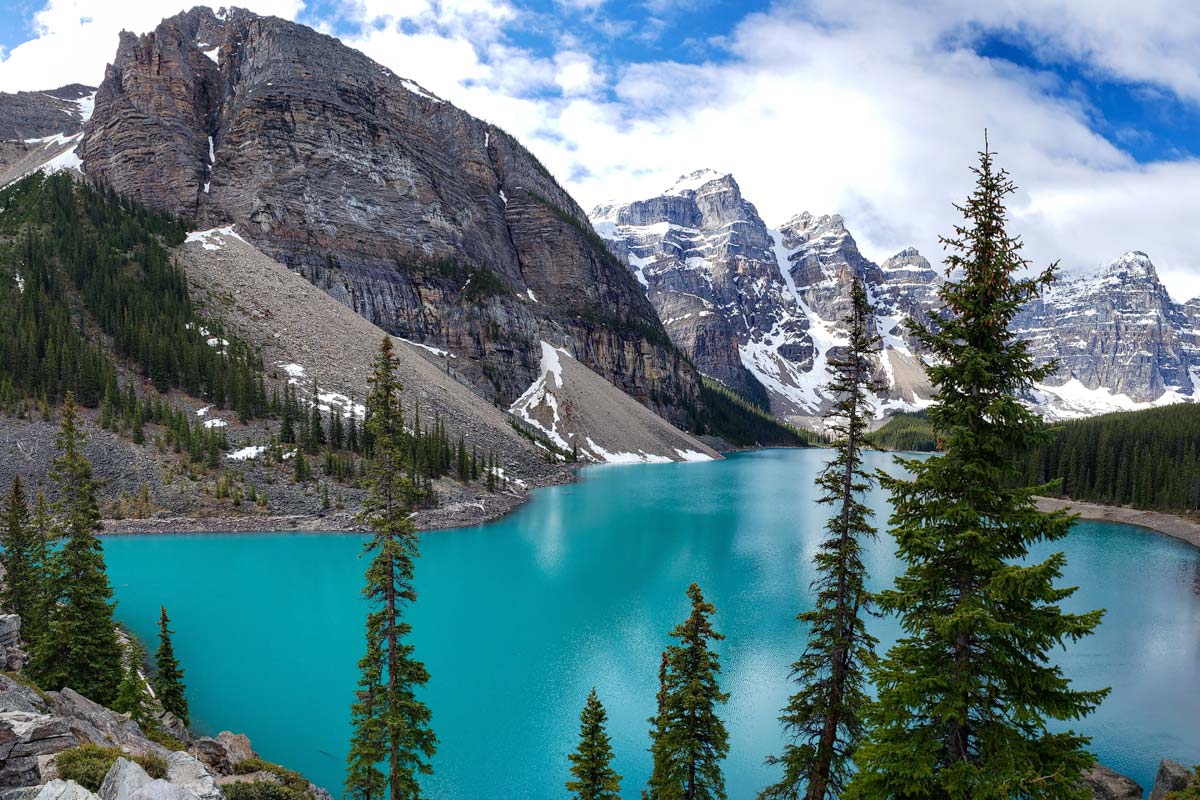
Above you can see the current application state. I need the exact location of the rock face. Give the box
[596,172,1200,425]
[1149,759,1195,800]
[594,171,934,425]
[78,6,699,428]
[1081,763,1145,800]
[1017,251,1200,417]
[0,86,94,141]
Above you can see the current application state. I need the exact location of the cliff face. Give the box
[1016,251,1200,412]
[78,7,698,426]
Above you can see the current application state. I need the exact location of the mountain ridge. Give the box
[594,170,1200,426]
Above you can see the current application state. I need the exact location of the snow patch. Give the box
[526,288,538,303]
[227,445,266,461]
[185,226,245,251]
[585,438,672,464]
[203,47,219,63]
[674,448,714,462]
[203,418,227,428]
[397,337,453,358]
[509,341,571,450]
[75,92,96,123]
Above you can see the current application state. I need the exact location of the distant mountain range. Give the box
[593,170,1200,424]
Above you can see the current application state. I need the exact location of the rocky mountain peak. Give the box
[664,168,732,196]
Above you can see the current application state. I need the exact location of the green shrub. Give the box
[224,781,309,800]
[55,744,168,791]
[144,725,187,752]
[232,758,308,794]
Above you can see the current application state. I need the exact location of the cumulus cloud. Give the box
[3,0,1199,299]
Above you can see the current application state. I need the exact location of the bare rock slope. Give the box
[178,227,716,477]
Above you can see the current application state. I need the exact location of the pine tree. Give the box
[760,279,879,800]
[567,688,622,800]
[154,606,189,726]
[23,491,55,646]
[1,476,37,624]
[114,638,155,727]
[846,138,1109,800]
[346,337,436,800]
[645,583,729,800]
[28,393,124,705]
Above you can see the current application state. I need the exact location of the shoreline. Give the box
[1035,496,1200,550]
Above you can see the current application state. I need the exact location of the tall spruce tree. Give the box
[1,476,37,623]
[154,606,189,726]
[645,583,729,800]
[760,279,880,800]
[846,139,1109,800]
[24,491,55,646]
[567,689,622,800]
[28,393,124,705]
[346,337,436,800]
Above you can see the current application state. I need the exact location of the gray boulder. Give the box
[98,759,199,800]
[0,618,25,673]
[1150,759,1195,800]
[98,759,153,800]
[0,712,77,787]
[48,691,166,760]
[165,753,221,800]
[0,787,42,800]
[1081,763,1144,800]
[33,781,99,800]
[188,733,254,777]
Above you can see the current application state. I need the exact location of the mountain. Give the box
[75,6,700,431]
[0,84,94,187]
[1017,251,1200,419]
[594,171,1200,425]
[593,170,933,426]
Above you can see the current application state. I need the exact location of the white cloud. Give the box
[4,0,1200,301]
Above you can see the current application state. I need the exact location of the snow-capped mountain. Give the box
[1016,251,1200,419]
[593,171,1200,425]
[593,171,934,425]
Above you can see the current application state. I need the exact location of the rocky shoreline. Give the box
[1036,496,1200,550]
[99,475,565,535]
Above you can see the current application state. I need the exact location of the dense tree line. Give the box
[694,378,815,448]
[1020,404,1200,511]
[866,410,937,452]
[0,393,189,735]
[0,173,265,417]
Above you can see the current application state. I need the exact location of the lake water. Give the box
[102,449,1200,798]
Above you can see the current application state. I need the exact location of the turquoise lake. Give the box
[102,449,1200,798]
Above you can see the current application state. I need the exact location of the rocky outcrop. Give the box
[78,6,700,428]
[0,663,324,798]
[0,86,94,141]
[0,617,26,672]
[1081,763,1144,800]
[1149,759,1195,800]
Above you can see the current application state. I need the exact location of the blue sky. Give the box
[1,0,1199,299]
